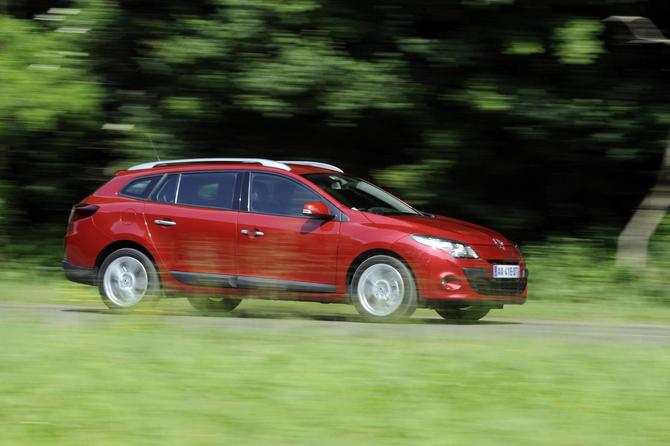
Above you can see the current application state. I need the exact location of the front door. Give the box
[144,171,240,283]
[236,172,340,293]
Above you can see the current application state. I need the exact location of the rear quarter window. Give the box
[177,172,239,210]
[120,176,161,199]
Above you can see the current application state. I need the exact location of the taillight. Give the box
[68,204,99,224]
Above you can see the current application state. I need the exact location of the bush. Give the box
[524,219,670,305]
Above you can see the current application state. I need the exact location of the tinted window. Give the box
[177,172,238,210]
[153,174,179,204]
[121,176,160,199]
[304,173,418,215]
[250,173,321,217]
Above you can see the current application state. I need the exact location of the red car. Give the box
[63,158,527,321]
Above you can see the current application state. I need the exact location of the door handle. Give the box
[240,229,264,237]
[154,219,176,226]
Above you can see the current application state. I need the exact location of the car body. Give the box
[63,158,527,321]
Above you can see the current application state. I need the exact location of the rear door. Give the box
[235,172,340,292]
[143,171,241,282]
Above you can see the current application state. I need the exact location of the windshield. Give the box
[304,173,419,216]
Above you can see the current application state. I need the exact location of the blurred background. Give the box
[1,2,669,445]
[1,0,668,303]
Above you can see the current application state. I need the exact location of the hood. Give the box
[361,213,511,246]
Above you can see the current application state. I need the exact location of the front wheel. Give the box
[187,296,241,312]
[350,255,417,322]
[435,307,490,321]
[98,248,160,310]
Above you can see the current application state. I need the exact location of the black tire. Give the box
[435,307,490,321]
[187,296,241,312]
[350,255,417,322]
[97,248,161,310]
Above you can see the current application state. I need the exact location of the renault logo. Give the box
[492,238,505,249]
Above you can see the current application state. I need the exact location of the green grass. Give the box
[523,239,669,307]
[1,232,669,445]
[0,311,668,446]
[521,218,670,308]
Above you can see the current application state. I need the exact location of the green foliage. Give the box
[372,159,453,207]
[1,0,669,264]
[503,40,545,56]
[0,14,104,251]
[523,222,670,306]
[555,19,605,65]
[150,2,413,121]
[457,79,514,112]
[0,17,101,140]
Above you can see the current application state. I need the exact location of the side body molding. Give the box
[170,271,336,294]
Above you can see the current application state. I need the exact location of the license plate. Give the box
[492,264,521,279]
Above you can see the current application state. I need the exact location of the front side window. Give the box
[249,173,321,217]
[304,173,418,216]
[120,176,161,199]
[177,172,238,210]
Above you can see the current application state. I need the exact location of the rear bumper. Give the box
[63,261,97,286]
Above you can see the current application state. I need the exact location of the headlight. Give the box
[410,235,480,259]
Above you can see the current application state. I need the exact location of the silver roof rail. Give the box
[128,158,291,171]
[278,161,344,173]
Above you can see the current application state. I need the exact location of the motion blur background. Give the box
[0,2,669,445]
[1,0,669,302]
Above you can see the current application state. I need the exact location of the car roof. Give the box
[115,159,344,176]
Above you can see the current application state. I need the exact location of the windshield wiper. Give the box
[351,207,419,216]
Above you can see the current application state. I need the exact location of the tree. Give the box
[0,13,102,258]
[604,16,670,267]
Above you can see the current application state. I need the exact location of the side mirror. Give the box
[302,201,332,219]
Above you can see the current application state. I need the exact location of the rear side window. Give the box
[153,174,179,204]
[120,176,161,199]
[177,172,238,210]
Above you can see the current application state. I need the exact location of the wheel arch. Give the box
[95,240,159,271]
[345,248,418,296]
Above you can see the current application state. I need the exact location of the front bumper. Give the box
[422,298,526,309]
[462,267,528,297]
[400,240,528,304]
[418,265,528,305]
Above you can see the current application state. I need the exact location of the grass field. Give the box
[1,271,669,445]
[1,229,668,446]
[0,306,668,446]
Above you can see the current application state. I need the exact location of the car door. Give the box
[143,171,241,284]
[236,172,340,292]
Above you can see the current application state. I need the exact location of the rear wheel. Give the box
[350,255,417,322]
[98,248,160,310]
[435,307,490,321]
[187,296,241,312]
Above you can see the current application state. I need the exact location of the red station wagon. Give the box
[63,158,527,321]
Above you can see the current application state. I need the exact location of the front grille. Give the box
[463,268,527,297]
[486,259,518,265]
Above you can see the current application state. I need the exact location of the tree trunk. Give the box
[616,140,670,268]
